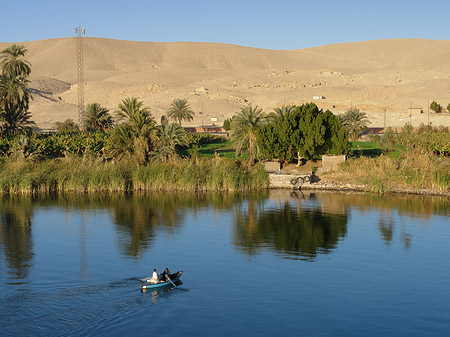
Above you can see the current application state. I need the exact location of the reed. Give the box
[339,151,450,192]
[0,157,268,194]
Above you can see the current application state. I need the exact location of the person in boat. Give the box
[160,267,171,281]
[148,269,159,284]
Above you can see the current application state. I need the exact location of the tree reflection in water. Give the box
[113,194,186,258]
[0,197,34,278]
[0,191,447,272]
[232,196,348,261]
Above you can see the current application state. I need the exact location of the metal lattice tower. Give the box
[75,26,85,129]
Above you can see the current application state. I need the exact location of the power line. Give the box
[75,26,85,129]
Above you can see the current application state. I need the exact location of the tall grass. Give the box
[0,157,268,194]
[338,151,450,193]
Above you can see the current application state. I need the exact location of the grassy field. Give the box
[197,138,236,158]
[350,141,404,158]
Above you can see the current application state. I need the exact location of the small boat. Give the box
[140,271,183,291]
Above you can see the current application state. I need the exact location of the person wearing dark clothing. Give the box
[161,267,171,281]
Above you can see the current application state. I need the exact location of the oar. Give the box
[166,275,177,288]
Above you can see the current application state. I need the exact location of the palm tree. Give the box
[166,98,194,126]
[111,97,158,163]
[0,73,33,135]
[84,103,114,131]
[273,105,295,119]
[105,124,135,161]
[0,73,31,113]
[153,122,188,162]
[0,105,34,135]
[339,108,371,141]
[230,105,270,165]
[0,45,31,77]
[116,97,156,136]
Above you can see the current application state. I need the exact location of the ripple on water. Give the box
[0,278,185,336]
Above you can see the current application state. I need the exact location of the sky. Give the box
[1,0,449,50]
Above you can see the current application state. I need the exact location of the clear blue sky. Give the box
[1,0,448,50]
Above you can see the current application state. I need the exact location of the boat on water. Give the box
[140,271,183,291]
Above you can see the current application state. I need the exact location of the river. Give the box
[0,191,449,336]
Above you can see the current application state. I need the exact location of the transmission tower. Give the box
[75,26,85,129]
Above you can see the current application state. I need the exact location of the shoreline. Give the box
[268,173,450,197]
[299,181,450,197]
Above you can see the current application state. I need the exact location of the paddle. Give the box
[166,274,177,288]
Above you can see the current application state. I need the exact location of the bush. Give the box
[430,101,442,113]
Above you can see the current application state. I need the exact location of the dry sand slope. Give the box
[1,37,450,130]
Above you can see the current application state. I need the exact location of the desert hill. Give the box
[1,37,449,130]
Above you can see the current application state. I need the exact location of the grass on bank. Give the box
[0,156,268,194]
[336,151,450,192]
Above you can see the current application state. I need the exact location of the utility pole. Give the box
[200,101,204,127]
[409,100,412,125]
[75,26,85,129]
[383,108,386,130]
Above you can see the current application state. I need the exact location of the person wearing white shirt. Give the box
[148,269,159,284]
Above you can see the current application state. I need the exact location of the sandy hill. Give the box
[1,37,449,130]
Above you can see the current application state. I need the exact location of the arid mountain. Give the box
[1,37,449,129]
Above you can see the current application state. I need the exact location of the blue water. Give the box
[0,191,449,336]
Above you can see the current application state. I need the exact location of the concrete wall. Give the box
[264,161,281,173]
[407,108,423,115]
[322,155,346,172]
[269,173,313,189]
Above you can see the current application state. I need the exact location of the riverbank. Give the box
[0,157,268,194]
[268,173,450,197]
[0,152,448,196]
[268,151,450,197]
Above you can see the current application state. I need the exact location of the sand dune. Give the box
[1,37,449,130]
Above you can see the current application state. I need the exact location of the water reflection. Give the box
[312,191,450,218]
[232,196,348,260]
[0,191,448,275]
[0,197,34,278]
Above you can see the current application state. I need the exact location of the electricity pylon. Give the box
[75,26,85,129]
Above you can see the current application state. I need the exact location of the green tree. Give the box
[430,101,442,113]
[379,126,396,153]
[0,74,31,115]
[153,122,188,162]
[0,45,31,77]
[0,74,34,136]
[105,124,134,161]
[0,45,33,136]
[231,105,270,165]
[108,97,158,163]
[447,103,450,113]
[340,108,371,141]
[84,103,114,131]
[223,118,232,131]
[257,103,350,162]
[166,98,194,126]
[116,97,157,137]
[54,119,79,133]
